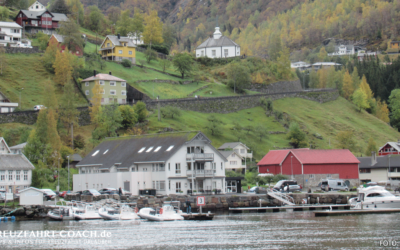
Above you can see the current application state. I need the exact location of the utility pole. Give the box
[19,88,23,110]
[67,156,70,192]
[71,123,74,150]
[157,96,160,121]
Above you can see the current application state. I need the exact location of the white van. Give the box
[321,179,349,191]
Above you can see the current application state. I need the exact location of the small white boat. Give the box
[47,206,74,221]
[99,205,139,220]
[138,204,184,221]
[74,204,102,220]
[349,186,400,209]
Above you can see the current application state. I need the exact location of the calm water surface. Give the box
[0,211,399,249]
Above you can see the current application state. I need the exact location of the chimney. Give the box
[371,151,377,165]
[117,34,120,39]
[93,70,96,77]
[109,72,112,75]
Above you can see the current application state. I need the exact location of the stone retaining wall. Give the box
[247,80,302,93]
[136,79,194,85]
[5,47,42,54]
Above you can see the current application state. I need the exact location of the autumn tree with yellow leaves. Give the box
[53,49,73,86]
[342,70,354,100]
[143,10,163,49]
[89,82,104,127]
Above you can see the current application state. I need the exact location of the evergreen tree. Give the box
[59,81,79,135]
[58,18,84,52]
[286,122,307,148]
[388,89,400,130]
[49,0,70,14]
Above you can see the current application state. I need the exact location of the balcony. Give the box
[187,169,215,179]
[186,153,214,162]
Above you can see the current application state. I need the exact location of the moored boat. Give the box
[47,206,74,221]
[74,204,102,220]
[349,186,400,209]
[138,204,184,221]
[99,205,139,220]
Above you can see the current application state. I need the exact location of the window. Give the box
[230,161,237,165]
[119,50,122,54]
[169,180,171,190]
[138,147,146,153]
[212,50,216,57]
[176,182,181,193]
[85,82,89,86]
[121,82,126,87]
[213,162,216,173]
[175,163,181,174]
[110,90,116,95]
[129,51,132,55]
[0,36,4,40]
[16,171,20,181]
[99,81,105,85]
[166,145,174,151]
[360,169,371,173]
[85,90,89,95]
[107,43,110,47]
[224,49,228,57]
[154,146,161,152]
[146,147,154,153]
[110,81,116,86]
[187,162,191,171]
[221,162,223,170]
[309,174,315,179]
[0,171,5,181]
[159,181,165,191]
[168,163,170,171]
[201,51,204,56]
[327,174,332,178]
[8,171,12,181]
[240,149,245,154]
[121,91,126,95]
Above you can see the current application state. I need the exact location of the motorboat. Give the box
[349,186,400,209]
[74,204,102,220]
[99,205,139,220]
[47,206,74,221]
[138,204,184,221]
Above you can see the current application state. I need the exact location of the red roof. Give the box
[257,149,359,166]
[257,149,309,166]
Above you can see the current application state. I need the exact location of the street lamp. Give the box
[291,156,293,180]
[19,88,23,110]
[67,155,70,192]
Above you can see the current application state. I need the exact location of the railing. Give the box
[186,153,214,161]
[186,169,214,178]
[267,189,295,206]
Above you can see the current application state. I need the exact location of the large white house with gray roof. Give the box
[0,138,35,194]
[195,26,240,58]
[74,132,228,195]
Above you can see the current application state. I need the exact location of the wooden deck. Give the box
[229,204,351,213]
[314,208,400,216]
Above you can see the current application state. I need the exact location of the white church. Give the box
[195,26,240,58]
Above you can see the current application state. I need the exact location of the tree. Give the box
[226,62,251,93]
[172,53,193,79]
[143,10,163,49]
[269,34,282,61]
[53,49,73,86]
[162,22,175,49]
[42,40,59,73]
[388,89,400,130]
[59,81,79,135]
[276,47,291,80]
[161,106,181,119]
[0,6,9,21]
[118,105,137,129]
[336,131,356,151]
[58,18,84,53]
[89,82,104,127]
[66,0,84,25]
[342,70,354,100]
[116,9,131,37]
[96,105,123,137]
[145,47,157,63]
[131,8,144,45]
[376,99,390,123]
[160,59,171,73]
[43,80,58,112]
[106,6,121,25]
[49,0,70,14]
[365,137,377,156]
[286,122,307,148]
[318,47,327,61]
[359,75,374,100]
[85,6,104,33]
[243,125,254,134]
[134,101,148,123]
[254,126,268,142]
[206,115,223,136]
[352,88,369,112]
[37,32,49,50]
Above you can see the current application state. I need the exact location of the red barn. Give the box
[49,34,83,56]
[258,149,360,188]
[378,142,400,156]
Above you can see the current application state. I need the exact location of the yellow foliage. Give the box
[252,72,264,84]
[53,49,73,86]
[359,75,374,100]
[143,10,163,46]
[342,70,354,100]
[89,83,104,126]
[376,99,390,123]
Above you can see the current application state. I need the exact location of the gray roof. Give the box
[358,155,400,169]
[196,36,239,49]
[20,9,67,22]
[52,34,64,43]
[10,142,27,150]
[0,154,35,170]
[70,153,82,162]
[101,35,136,48]
[51,13,68,22]
[218,142,249,150]
[77,132,201,169]
[220,150,234,158]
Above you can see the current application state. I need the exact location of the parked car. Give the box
[248,186,259,193]
[283,185,302,192]
[121,189,132,196]
[58,191,67,198]
[41,189,57,200]
[98,188,118,195]
[273,180,298,191]
[81,189,101,196]
[33,105,45,111]
[320,179,349,191]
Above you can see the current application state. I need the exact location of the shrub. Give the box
[121,59,132,68]
[74,135,85,149]
[138,44,169,55]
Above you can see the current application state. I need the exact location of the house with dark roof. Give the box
[195,26,240,58]
[74,132,228,195]
[218,142,252,173]
[258,149,360,188]
[99,34,136,63]
[81,71,127,105]
[14,1,68,35]
[0,138,35,194]
[358,152,400,185]
[49,34,83,56]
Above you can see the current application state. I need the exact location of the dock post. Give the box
[317,197,319,204]
[200,206,202,214]
[361,201,363,210]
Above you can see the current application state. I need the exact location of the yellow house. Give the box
[390,41,400,49]
[99,34,136,64]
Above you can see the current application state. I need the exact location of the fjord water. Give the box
[0,212,399,249]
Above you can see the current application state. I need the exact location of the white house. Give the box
[0,22,22,47]
[195,26,240,58]
[328,45,355,56]
[290,61,311,70]
[358,153,400,186]
[218,142,253,173]
[19,187,44,205]
[74,132,228,195]
[0,138,35,193]
[10,142,27,154]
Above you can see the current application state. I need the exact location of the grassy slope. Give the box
[0,54,87,108]
[274,97,400,156]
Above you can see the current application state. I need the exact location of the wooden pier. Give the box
[314,208,400,216]
[181,212,214,220]
[229,204,351,213]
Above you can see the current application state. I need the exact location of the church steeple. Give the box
[213,15,222,39]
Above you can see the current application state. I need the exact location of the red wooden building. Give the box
[49,34,83,56]
[378,142,400,156]
[258,149,360,188]
[14,1,68,35]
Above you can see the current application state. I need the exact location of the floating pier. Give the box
[0,216,16,222]
[229,204,351,213]
[314,208,400,216]
[181,212,214,220]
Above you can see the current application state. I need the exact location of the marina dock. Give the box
[229,204,351,213]
[181,212,214,220]
[314,208,400,216]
